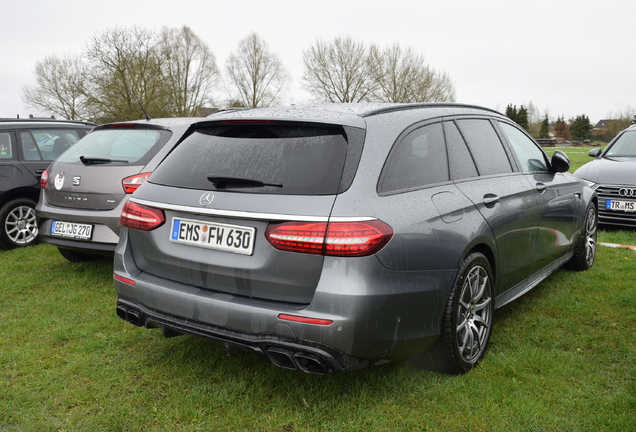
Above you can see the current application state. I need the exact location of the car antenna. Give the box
[134,94,152,121]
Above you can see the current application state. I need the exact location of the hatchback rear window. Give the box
[150,122,352,195]
[57,128,171,165]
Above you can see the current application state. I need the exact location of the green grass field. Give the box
[1,146,634,431]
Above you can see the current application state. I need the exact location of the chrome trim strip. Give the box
[129,197,375,222]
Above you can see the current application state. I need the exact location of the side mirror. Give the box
[551,150,570,173]
[588,148,602,158]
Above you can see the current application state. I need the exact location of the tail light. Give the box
[122,172,151,194]
[40,169,49,188]
[121,201,165,231]
[265,220,393,257]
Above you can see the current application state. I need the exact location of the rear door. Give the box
[43,126,172,211]
[129,121,363,304]
[447,118,539,294]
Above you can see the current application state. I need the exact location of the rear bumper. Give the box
[113,228,454,373]
[116,298,360,374]
[36,195,122,250]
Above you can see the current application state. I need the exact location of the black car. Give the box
[574,124,636,228]
[114,103,597,374]
[0,118,95,249]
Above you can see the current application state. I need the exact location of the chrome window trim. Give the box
[129,197,375,222]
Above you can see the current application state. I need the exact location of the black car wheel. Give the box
[567,203,597,271]
[431,252,494,374]
[0,198,40,249]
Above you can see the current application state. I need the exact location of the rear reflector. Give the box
[120,201,165,231]
[122,172,151,194]
[278,313,333,326]
[266,220,393,257]
[114,274,135,285]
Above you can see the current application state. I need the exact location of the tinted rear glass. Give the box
[150,123,349,195]
[57,128,171,165]
[456,119,513,176]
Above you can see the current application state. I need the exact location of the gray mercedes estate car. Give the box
[36,117,202,262]
[113,103,597,374]
[574,124,636,228]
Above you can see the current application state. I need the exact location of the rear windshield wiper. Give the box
[207,176,283,189]
[80,156,129,165]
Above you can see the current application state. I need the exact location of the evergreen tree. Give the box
[517,106,529,131]
[570,115,593,140]
[505,104,518,122]
[539,115,550,138]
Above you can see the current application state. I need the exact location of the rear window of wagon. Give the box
[150,121,363,195]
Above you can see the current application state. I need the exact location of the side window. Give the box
[456,119,513,176]
[27,129,81,161]
[498,122,548,172]
[0,132,14,159]
[444,121,478,181]
[379,122,449,193]
[20,132,43,160]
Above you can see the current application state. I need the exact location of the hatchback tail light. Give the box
[121,201,165,231]
[122,172,151,194]
[40,169,49,188]
[265,220,393,257]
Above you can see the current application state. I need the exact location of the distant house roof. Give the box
[594,119,619,129]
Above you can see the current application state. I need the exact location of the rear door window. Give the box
[456,119,513,176]
[150,122,351,195]
[379,122,449,193]
[444,121,479,181]
[19,129,82,161]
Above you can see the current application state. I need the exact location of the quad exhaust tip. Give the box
[116,305,145,327]
[266,347,333,375]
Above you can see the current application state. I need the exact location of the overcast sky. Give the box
[2,0,634,123]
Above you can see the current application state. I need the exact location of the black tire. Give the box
[57,247,100,263]
[429,252,494,374]
[0,198,40,250]
[566,203,597,271]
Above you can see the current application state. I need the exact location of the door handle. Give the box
[35,169,45,174]
[536,183,547,193]
[483,194,500,207]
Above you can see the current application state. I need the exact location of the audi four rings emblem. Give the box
[199,192,215,206]
[619,188,636,197]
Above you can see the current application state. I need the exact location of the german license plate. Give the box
[50,221,93,240]
[606,200,636,212]
[170,217,255,255]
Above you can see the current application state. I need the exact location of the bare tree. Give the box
[21,54,91,120]
[159,26,220,116]
[84,26,170,122]
[302,37,376,103]
[225,33,289,108]
[605,107,636,139]
[369,43,456,103]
